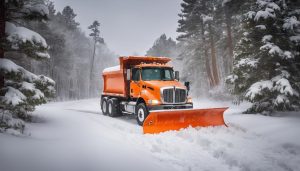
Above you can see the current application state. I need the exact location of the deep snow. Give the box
[0,99,300,171]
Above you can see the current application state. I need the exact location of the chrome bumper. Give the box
[148,103,193,111]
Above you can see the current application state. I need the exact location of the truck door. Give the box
[130,68,141,98]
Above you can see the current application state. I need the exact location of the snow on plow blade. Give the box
[143,108,228,134]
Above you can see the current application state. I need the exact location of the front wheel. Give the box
[136,103,149,126]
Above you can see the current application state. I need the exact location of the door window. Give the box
[132,68,140,81]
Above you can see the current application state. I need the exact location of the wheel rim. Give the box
[103,101,107,113]
[108,102,112,114]
[138,108,145,122]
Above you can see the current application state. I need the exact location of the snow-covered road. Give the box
[1,99,300,171]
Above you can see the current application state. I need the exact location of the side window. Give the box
[161,69,174,81]
[164,70,171,80]
[132,68,140,81]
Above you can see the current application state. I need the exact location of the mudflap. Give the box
[143,108,228,134]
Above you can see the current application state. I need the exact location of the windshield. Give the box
[141,67,174,81]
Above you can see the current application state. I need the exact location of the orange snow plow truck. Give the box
[101,56,227,134]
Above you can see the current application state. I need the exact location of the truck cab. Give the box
[101,56,193,125]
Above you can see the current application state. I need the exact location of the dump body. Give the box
[102,66,126,97]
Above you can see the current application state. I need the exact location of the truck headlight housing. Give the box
[187,97,192,103]
[148,99,160,105]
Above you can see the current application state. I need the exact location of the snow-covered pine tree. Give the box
[0,0,55,132]
[146,34,177,57]
[61,6,79,30]
[227,0,300,114]
[176,0,212,95]
[177,0,234,93]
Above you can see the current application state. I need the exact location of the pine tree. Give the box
[61,6,79,30]
[221,0,247,73]
[177,0,213,93]
[177,0,225,89]
[227,0,300,114]
[88,20,104,96]
[0,0,55,132]
[176,0,249,95]
[146,34,177,57]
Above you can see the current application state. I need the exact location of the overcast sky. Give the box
[52,0,182,56]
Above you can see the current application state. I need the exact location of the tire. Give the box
[101,97,108,115]
[135,103,149,126]
[107,98,121,117]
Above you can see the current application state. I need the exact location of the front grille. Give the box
[175,89,186,103]
[162,87,186,104]
[163,89,174,103]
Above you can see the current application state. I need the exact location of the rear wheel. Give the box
[136,103,149,126]
[101,97,108,115]
[107,98,121,117]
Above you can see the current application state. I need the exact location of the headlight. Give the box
[187,97,192,103]
[148,99,160,105]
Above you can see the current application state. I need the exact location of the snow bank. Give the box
[103,65,120,73]
[1,99,300,171]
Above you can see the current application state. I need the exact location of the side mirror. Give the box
[126,69,131,81]
[175,71,180,81]
[184,81,190,91]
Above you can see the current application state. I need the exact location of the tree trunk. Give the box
[89,40,96,96]
[201,23,215,87]
[224,6,234,73]
[0,0,5,94]
[209,23,220,86]
[90,40,96,79]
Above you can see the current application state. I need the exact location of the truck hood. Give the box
[143,80,186,90]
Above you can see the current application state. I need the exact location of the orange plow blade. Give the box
[143,108,228,134]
